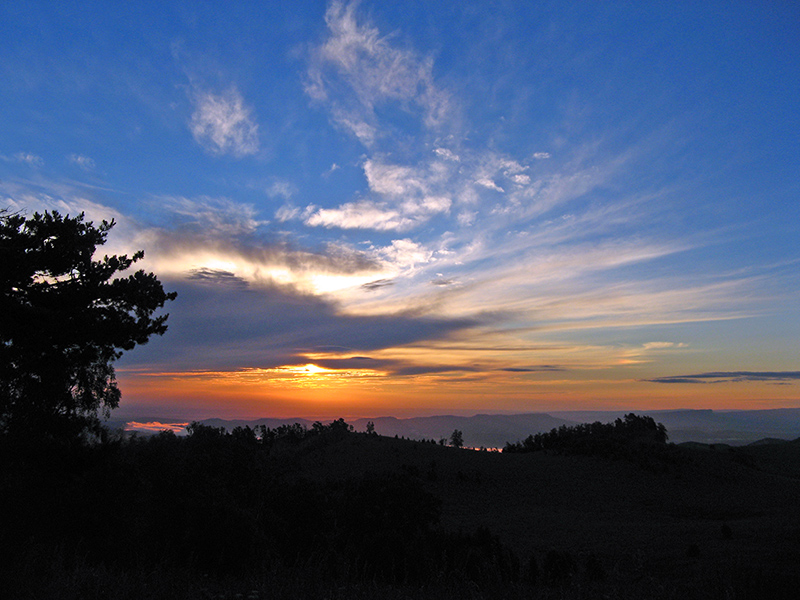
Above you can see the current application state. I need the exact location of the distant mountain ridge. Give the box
[116,408,800,447]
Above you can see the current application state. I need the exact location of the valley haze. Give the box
[116,408,800,447]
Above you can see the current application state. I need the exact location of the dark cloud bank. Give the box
[119,277,481,373]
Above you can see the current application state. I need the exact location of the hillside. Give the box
[284,432,800,588]
[6,421,800,599]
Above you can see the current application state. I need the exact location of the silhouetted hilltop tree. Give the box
[313,416,354,436]
[251,417,355,450]
[504,413,668,456]
[0,210,176,441]
[450,429,464,448]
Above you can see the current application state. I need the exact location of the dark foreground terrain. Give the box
[2,418,800,599]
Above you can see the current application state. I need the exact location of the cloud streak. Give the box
[645,372,800,384]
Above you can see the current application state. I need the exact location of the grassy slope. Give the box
[289,434,800,589]
[5,429,800,598]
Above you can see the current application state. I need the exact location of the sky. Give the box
[2,0,799,420]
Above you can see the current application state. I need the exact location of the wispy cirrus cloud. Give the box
[1,152,44,166]
[0,180,142,255]
[190,87,259,157]
[645,372,800,384]
[306,0,452,145]
[68,154,96,171]
[297,2,624,237]
[153,195,266,236]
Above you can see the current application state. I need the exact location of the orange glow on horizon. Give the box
[116,363,800,421]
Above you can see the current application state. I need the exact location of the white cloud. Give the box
[3,152,44,166]
[643,342,688,350]
[304,156,453,232]
[498,158,528,176]
[306,0,451,146]
[305,201,412,231]
[303,193,449,231]
[512,174,531,185]
[476,178,504,193]
[434,147,460,161]
[330,107,378,145]
[533,152,551,160]
[190,88,259,157]
[68,154,96,171]
[376,238,433,270]
[364,159,426,196]
[416,195,451,214]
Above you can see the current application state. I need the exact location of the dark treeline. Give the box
[503,413,668,457]
[0,419,524,598]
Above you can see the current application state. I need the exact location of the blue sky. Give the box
[2,0,799,418]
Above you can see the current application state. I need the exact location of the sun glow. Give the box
[129,363,389,395]
[283,363,333,375]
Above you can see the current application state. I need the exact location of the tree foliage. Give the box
[0,210,176,439]
[503,413,668,456]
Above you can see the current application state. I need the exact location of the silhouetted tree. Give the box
[503,413,668,456]
[328,417,354,434]
[366,420,375,435]
[0,210,176,440]
[450,429,464,448]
